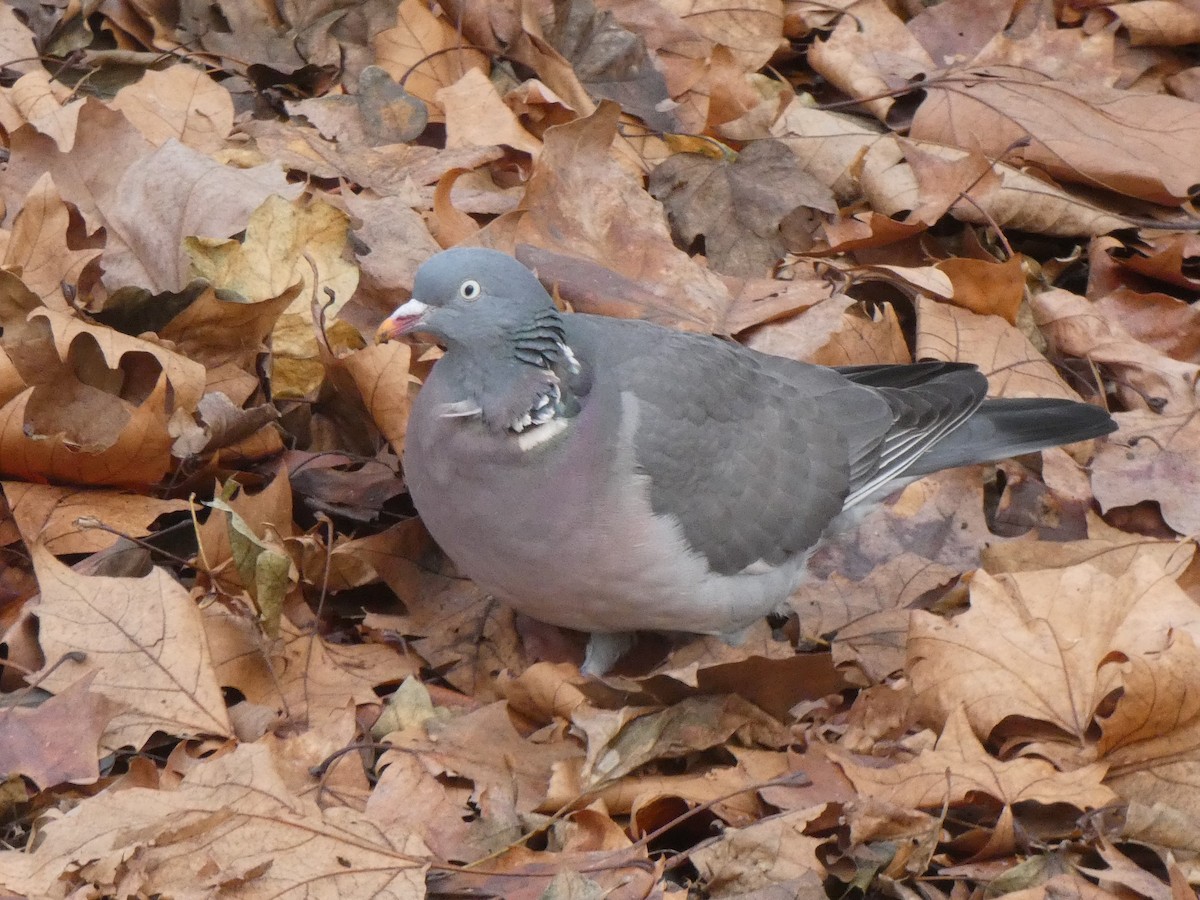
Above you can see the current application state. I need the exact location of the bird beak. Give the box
[375,298,430,344]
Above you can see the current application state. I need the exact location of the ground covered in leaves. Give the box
[0,0,1199,897]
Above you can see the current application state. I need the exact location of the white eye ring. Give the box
[459,279,481,301]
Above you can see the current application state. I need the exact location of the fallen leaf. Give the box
[0,673,120,788]
[650,140,836,276]
[31,546,233,749]
[909,556,1200,745]
[2,482,188,554]
[374,0,490,115]
[0,742,428,899]
[110,65,235,152]
[1091,410,1200,535]
[835,707,1116,812]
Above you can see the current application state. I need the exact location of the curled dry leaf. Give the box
[3,173,101,307]
[0,310,205,487]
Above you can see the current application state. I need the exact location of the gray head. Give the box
[376,248,560,352]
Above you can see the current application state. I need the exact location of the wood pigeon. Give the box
[376,248,1116,674]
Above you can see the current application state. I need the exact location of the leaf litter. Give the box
[1,0,1200,897]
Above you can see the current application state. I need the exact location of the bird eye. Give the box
[459,279,481,301]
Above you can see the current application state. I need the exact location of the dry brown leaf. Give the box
[31,546,233,749]
[691,806,825,895]
[1091,409,1200,535]
[2,482,188,555]
[0,743,428,899]
[2,173,100,306]
[381,700,585,816]
[430,844,658,900]
[968,3,1120,85]
[186,194,359,398]
[169,392,281,460]
[1033,286,1200,414]
[594,745,796,825]
[2,100,154,237]
[838,706,1116,812]
[981,512,1193,578]
[195,469,294,592]
[572,694,788,788]
[0,673,119,788]
[286,66,428,148]
[1107,2,1200,48]
[649,140,836,277]
[545,0,678,132]
[916,297,1081,400]
[905,0,1013,70]
[912,69,1200,205]
[374,0,490,116]
[0,311,205,487]
[819,210,928,253]
[1099,631,1200,768]
[337,342,413,454]
[744,295,866,364]
[1100,232,1200,293]
[1093,286,1200,365]
[768,98,887,201]
[158,282,300,372]
[807,467,997,582]
[909,556,1200,744]
[109,65,235,152]
[935,254,1024,324]
[0,69,82,151]
[103,140,304,294]
[804,553,960,685]
[0,5,38,78]
[806,0,934,122]
[809,302,911,367]
[368,749,521,862]
[438,68,541,156]
[204,608,413,731]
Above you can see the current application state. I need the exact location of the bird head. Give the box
[375,248,559,350]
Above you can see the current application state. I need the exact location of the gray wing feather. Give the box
[836,363,987,506]
[563,319,1037,577]
[567,318,888,575]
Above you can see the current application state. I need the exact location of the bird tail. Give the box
[902,396,1116,476]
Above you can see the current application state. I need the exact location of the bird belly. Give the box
[404,394,805,635]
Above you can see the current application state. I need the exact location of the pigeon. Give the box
[376,248,1116,674]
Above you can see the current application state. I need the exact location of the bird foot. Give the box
[581,632,634,676]
[717,624,754,646]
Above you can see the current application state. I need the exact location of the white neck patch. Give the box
[514,416,570,452]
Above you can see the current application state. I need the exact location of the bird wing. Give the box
[567,318,867,575]
[568,318,994,576]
